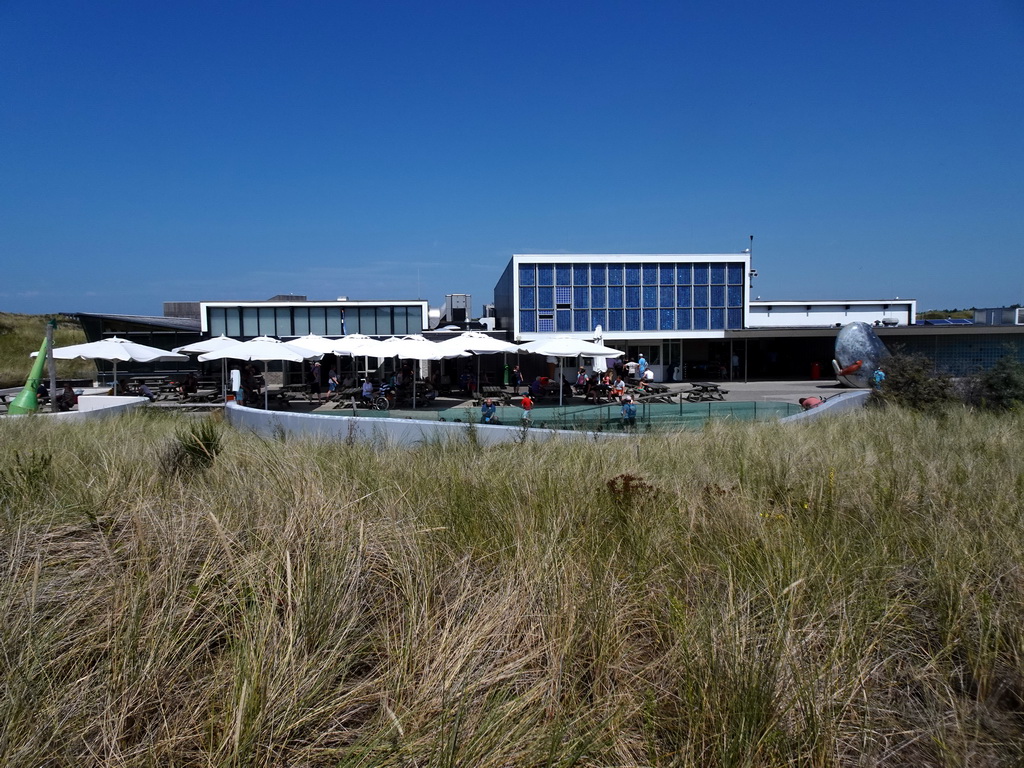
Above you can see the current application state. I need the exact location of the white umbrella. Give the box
[435,331,520,394]
[289,334,344,356]
[591,325,608,374]
[33,336,188,394]
[519,336,625,407]
[173,335,242,400]
[198,336,322,409]
[332,334,392,381]
[381,335,468,408]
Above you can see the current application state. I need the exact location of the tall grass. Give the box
[1,406,1023,766]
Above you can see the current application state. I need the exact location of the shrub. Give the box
[975,355,1024,410]
[163,417,223,477]
[871,352,956,411]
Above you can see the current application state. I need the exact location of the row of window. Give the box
[207,306,423,338]
[520,308,744,333]
[519,262,745,287]
[520,285,743,310]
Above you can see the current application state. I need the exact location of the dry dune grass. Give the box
[1,406,1024,766]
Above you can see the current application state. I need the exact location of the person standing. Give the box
[621,395,637,429]
[230,364,243,405]
[511,365,524,395]
[308,360,322,403]
[637,354,648,378]
[625,358,639,381]
[520,392,534,424]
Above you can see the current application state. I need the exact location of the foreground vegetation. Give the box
[1,407,1023,766]
[0,313,93,387]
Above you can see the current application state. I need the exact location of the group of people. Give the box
[229,364,265,406]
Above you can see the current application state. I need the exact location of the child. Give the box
[520,392,534,423]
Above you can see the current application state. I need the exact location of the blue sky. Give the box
[2,0,1022,316]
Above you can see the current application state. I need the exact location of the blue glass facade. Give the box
[517,260,746,332]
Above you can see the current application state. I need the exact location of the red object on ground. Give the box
[810,362,821,379]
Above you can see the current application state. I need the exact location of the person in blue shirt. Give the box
[481,397,497,424]
[621,395,637,429]
[638,354,648,378]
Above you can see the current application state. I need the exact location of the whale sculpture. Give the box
[832,322,889,388]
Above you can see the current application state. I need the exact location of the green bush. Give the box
[871,351,956,411]
[975,355,1024,410]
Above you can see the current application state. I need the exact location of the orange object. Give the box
[838,359,863,376]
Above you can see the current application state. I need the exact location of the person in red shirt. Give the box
[520,393,534,423]
[799,396,824,410]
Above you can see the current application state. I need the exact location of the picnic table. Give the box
[684,382,729,402]
[477,385,512,405]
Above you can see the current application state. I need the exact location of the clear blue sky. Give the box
[2,0,1022,316]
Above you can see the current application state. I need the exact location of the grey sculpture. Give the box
[832,322,889,388]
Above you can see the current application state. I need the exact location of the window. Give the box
[538,286,554,310]
[309,307,327,335]
[660,287,674,307]
[520,311,536,332]
[676,264,692,284]
[677,309,691,330]
[728,263,743,284]
[625,265,641,285]
[519,264,536,286]
[556,310,571,331]
[710,285,726,307]
[607,309,623,331]
[208,308,226,336]
[391,308,407,335]
[293,309,310,336]
[642,264,658,285]
[573,265,589,285]
[642,286,658,308]
[275,308,293,337]
[626,309,641,331]
[375,307,390,335]
[538,265,553,285]
[358,307,375,335]
[676,286,692,307]
[728,285,743,307]
[590,286,606,308]
[573,310,590,331]
[608,264,623,285]
[407,306,423,333]
[625,286,641,308]
[556,265,571,286]
[555,286,571,306]
[643,309,658,330]
[520,287,535,310]
[242,308,258,337]
[694,264,709,285]
[660,264,675,285]
[711,264,726,284]
[710,308,726,329]
[727,308,743,329]
[659,308,675,330]
[573,286,589,308]
[591,264,606,284]
[608,286,623,308]
[538,315,554,332]
[326,308,343,335]
[693,308,709,329]
[693,286,709,308]
[591,309,606,330]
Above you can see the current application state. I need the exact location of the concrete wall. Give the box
[779,390,871,424]
[748,302,916,328]
[1,396,149,422]
[225,402,629,446]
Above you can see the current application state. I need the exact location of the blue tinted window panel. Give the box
[556,266,571,286]
[693,286,709,308]
[519,265,535,286]
[556,310,571,332]
[643,309,658,330]
[693,308,709,330]
[591,309,606,330]
[711,285,726,307]
[625,286,641,308]
[676,264,692,284]
[519,287,535,309]
[659,308,675,330]
[677,286,692,307]
[538,316,554,332]
[538,286,554,310]
[573,287,588,307]
[591,264,606,284]
[625,265,641,285]
[608,286,623,307]
[711,264,726,284]
[728,264,743,284]
[625,309,641,331]
[573,310,590,332]
[520,311,536,332]
[607,310,623,331]
[677,309,692,330]
[555,286,571,305]
[660,264,675,285]
[727,308,742,329]
[591,286,606,308]
[660,287,674,307]
[608,264,623,285]
[573,265,589,285]
[538,265,553,285]
[710,308,726,329]
[643,286,658,307]
[694,264,709,284]
[642,264,658,284]
[728,285,743,306]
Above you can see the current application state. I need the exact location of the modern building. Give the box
[199,298,429,338]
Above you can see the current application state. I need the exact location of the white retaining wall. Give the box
[779,390,871,424]
[225,403,628,446]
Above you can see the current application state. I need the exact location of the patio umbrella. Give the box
[519,336,625,407]
[332,334,392,381]
[197,336,322,409]
[435,331,520,395]
[591,325,608,374]
[173,334,242,400]
[34,336,188,393]
[380,335,468,408]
